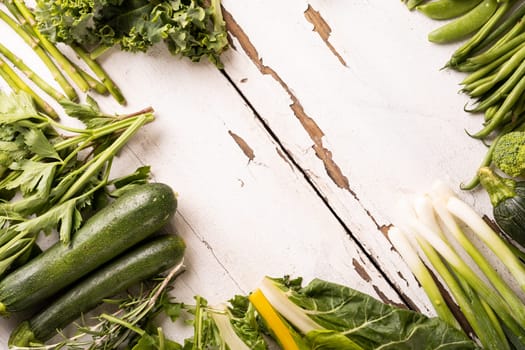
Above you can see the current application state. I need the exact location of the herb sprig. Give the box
[0,91,154,275]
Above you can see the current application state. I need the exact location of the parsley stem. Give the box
[59,115,150,203]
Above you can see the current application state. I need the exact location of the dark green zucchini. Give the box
[0,182,177,314]
[479,167,525,247]
[9,234,185,347]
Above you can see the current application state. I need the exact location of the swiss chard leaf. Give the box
[272,277,480,350]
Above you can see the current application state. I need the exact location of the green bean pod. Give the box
[470,60,525,111]
[476,3,525,51]
[495,45,525,82]
[418,0,483,20]
[462,73,496,93]
[487,15,525,51]
[448,0,513,66]
[472,74,525,138]
[484,104,499,122]
[461,45,522,84]
[428,0,499,44]
[466,33,525,66]
[469,57,525,98]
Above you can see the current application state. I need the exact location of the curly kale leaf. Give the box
[35,0,228,66]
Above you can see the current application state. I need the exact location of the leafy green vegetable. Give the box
[34,0,229,67]
[0,91,154,275]
[183,295,270,350]
[256,276,479,350]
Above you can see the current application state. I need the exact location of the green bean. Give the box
[476,2,525,51]
[484,103,499,122]
[417,0,483,20]
[488,16,525,51]
[462,72,496,92]
[449,0,513,67]
[470,60,525,112]
[469,57,525,98]
[472,73,525,139]
[461,43,523,84]
[465,32,525,66]
[428,0,499,44]
[494,44,525,81]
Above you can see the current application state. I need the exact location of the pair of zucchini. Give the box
[1,183,185,346]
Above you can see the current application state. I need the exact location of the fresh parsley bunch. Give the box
[35,0,229,67]
[0,91,154,275]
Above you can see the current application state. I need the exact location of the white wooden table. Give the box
[0,0,494,345]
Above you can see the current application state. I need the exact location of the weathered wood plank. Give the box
[219,0,493,313]
[0,6,411,345]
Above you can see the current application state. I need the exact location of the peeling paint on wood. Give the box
[304,4,347,67]
[228,130,255,161]
[373,285,407,307]
[224,8,350,191]
[353,258,372,282]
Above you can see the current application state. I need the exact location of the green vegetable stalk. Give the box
[0,7,78,101]
[392,180,525,348]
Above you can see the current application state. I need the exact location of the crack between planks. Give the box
[220,8,420,310]
[177,211,246,294]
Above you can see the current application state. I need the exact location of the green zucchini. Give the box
[479,167,525,247]
[0,182,177,314]
[9,234,185,347]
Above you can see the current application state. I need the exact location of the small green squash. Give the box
[479,167,525,247]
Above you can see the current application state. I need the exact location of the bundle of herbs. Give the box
[0,90,155,276]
